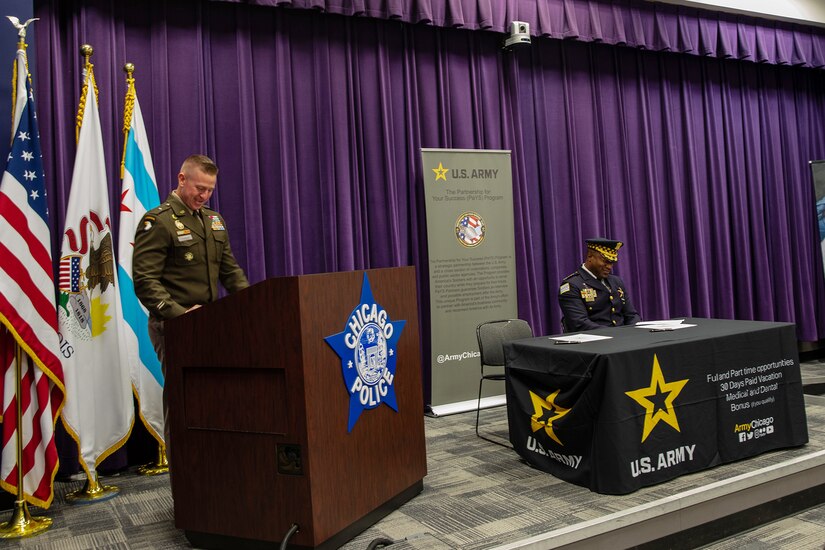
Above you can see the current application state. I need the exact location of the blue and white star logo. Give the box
[325,273,406,432]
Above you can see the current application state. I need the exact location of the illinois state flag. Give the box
[58,64,133,476]
[0,45,65,508]
[118,81,163,446]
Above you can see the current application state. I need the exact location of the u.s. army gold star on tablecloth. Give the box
[529,389,570,445]
[625,354,689,443]
[432,162,448,181]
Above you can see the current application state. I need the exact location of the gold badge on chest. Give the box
[581,287,597,302]
[175,220,185,230]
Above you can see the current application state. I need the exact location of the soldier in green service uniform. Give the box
[132,154,249,459]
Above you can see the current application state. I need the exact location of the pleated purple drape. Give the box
[210,0,825,69]
[513,40,825,338]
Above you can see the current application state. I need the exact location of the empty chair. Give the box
[475,319,533,447]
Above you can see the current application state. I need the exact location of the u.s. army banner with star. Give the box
[420,148,517,412]
[504,318,808,494]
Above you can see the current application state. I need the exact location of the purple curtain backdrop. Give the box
[514,40,825,338]
[27,0,825,470]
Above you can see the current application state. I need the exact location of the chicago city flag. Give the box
[0,46,65,508]
[118,79,163,445]
[59,63,133,476]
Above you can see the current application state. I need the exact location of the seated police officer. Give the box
[558,238,641,332]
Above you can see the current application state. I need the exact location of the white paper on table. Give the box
[636,319,696,331]
[550,334,614,344]
[636,319,686,327]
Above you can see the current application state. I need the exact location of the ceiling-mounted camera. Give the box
[503,21,531,51]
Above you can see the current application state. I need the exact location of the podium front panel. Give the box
[165,267,426,547]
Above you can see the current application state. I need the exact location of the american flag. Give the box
[462,214,480,229]
[59,255,82,292]
[0,48,65,508]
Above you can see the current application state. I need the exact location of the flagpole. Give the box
[0,21,53,539]
[63,44,120,505]
[0,344,52,538]
[137,444,169,476]
[121,62,169,477]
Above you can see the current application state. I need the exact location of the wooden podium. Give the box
[164,267,427,549]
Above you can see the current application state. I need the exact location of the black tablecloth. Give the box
[504,318,809,494]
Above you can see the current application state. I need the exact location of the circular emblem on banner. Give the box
[455,211,486,247]
[355,323,387,385]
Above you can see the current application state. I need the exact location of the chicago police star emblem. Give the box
[325,273,406,432]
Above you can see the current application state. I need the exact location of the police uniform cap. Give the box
[586,238,623,262]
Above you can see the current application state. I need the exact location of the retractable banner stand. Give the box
[421,149,517,414]
[811,160,825,272]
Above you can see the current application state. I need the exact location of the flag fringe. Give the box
[131,384,164,446]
